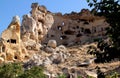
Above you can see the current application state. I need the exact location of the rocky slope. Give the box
[0,2,119,78]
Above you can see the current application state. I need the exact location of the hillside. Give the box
[0,3,119,78]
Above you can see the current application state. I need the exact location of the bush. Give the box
[58,74,66,78]
[0,63,45,78]
[0,63,23,78]
[19,66,45,78]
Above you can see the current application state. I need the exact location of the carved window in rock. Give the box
[7,39,16,44]
[14,56,18,59]
[38,31,42,35]
[60,35,67,40]
[81,27,84,32]
[57,26,62,31]
[76,33,82,37]
[84,29,91,34]
[64,30,75,35]
[51,35,54,37]
[80,19,87,22]
[76,26,79,29]
[83,21,89,25]
[38,19,44,24]
[93,27,96,33]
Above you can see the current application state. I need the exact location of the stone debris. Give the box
[85,70,97,78]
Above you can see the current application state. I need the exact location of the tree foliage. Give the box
[87,0,120,62]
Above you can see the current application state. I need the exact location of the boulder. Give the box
[85,70,97,78]
[45,46,55,53]
[47,40,57,48]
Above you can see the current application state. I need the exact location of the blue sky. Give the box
[0,0,91,34]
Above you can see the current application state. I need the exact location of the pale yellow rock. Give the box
[47,40,57,48]
[0,57,4,63]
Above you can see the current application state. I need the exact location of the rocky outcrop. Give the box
[21,3,109,46]
[21,3,54,45]
[0,2,113,78]
[0,16,28,62]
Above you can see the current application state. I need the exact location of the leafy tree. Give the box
[86,0,120,62]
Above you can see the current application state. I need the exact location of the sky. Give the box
[0,0,91,34]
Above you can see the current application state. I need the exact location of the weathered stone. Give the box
[45,47,55,53]
[47,40,57,48]
[43,57,52,66]
[0,57,4,63]
[85,70,97,78]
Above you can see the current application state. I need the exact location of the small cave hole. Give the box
[38,32,41,35]
[11,39,16,44]
[14,56,18,59]
[76,33,82,37]
[64,30,75,35]
[84,29,91,34]
[7,39,16,44]
[51,35,54,37]
[81,27,84,32]
[76,26,79,29]
[84,21,89,25]
[60,35,67,40]
[80,19,86,22]
[57,26,62,31]
[7,40,10,43]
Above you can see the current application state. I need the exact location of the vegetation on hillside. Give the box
[86,0,120,63]
[0,63,45,78]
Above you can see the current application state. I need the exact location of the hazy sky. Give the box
[0,0,91,34]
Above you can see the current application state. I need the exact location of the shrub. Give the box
[19,66,45,78]
[0,63,23,78]
[0,63,45,78]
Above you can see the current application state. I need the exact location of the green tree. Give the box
[86,0,120,62]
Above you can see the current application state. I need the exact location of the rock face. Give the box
[21,3,54,44]
[21,3,109,46]
[0,2,111,78]
[47,40,57,48]
[0,16,28,62]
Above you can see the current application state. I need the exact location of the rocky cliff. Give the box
[0,2,114,78]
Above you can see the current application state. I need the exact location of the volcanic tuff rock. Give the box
[0,2,116,78]
[21,3,109,46]
[0,16,28,62]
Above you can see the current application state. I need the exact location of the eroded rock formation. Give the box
[0,16,28,62]
[0,2,111,78]
[21,3,109,46]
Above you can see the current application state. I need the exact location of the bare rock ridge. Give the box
[21,3,109,46]
[0,2,111,78]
